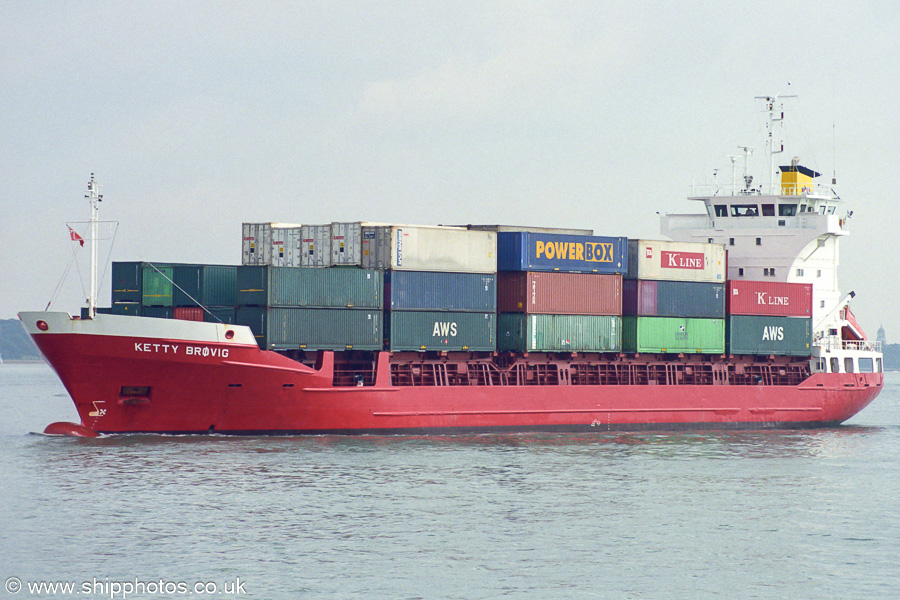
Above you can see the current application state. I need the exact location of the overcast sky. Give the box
[2,1,898,338]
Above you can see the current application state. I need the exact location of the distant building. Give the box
[877,325,886,345]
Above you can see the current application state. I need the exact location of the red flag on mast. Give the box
[68,226,84,247]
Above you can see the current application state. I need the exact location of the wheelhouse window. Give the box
[779,204,797,216]
[762,204,775,216]
[830,357,840,373]
[876,358,883,373]
[859,358,875,373]
[714,205,728,217]
[731,204,759,217]
[844,357,854,373]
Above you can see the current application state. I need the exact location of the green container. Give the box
[387,311,495,351]
[622,316,725,354]
[727,315,812,356]
[237,266,383,308]
[173,265,238,307]
[141,266,174,306]
[236,306,382,350]
[498,313,621,352]
[204,306,237,325]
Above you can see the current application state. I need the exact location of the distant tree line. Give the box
[0,319,40,361]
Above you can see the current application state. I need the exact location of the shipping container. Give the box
[242,223,302,266]
[236,266,382,308]
[623,280,725,318]
[174,306,205,322]
[497,272,622,315]
[331,222,363,266]
[387,271,497,312]
[726,280,813,317]
[621,316,725,354]
[142,306,174,320]
[111,302,141,316]
[361,225,497,273]
[465,224,594,236]
[236,306,382,350]
[386,311,495,351]
[496,232,628,274]
[727,315,812,356]
[172,265,238,307]
[204,306,236,325]
[497,314,621,352]
[141,265,174,306]
[300,224,332,267]
[626,239,726,282]
[111,261,146,303]
[271,226,302,267]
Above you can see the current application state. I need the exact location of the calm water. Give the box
[1,362,898,600]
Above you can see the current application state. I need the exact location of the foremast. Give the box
[84,173,103,318]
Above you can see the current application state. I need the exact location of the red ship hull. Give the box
[21,312,883,435]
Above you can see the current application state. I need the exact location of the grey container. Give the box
[236,306,382,350]
[237,266,382,308]
[300,224,332,267]
[727,315,812,356]
[387,311,496,351]
[331,222,363,266]
[387,271,497,312]
[498,313,621,352]
[271,226,303,267]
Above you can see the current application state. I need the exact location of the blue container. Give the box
[386,271,497,312]
[497,232,628,274]
[623,280,725,318]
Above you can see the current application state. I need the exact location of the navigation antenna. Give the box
[84,173,103,318]
[756,94,796,194]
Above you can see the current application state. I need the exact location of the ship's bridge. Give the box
[660,163,849,330]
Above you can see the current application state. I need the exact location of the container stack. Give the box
[495,232,628,352]
[235,266,383,350]
[370,225,497,351]
[621,240,727,354]
[110,261,239,323]
[726,280,813,356]
[242,223,302,267]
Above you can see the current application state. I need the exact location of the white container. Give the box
[242,223,302,266]
[626,239,726,282]
[300,224,332,267]
[362,225,496,273]
[331,222,363,266]
[271,226,303,267]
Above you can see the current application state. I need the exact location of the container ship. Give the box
[20,97,883,436]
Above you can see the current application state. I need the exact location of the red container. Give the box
[497,272,622,315]
[173,306,205,321]
[726,280,812,317]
